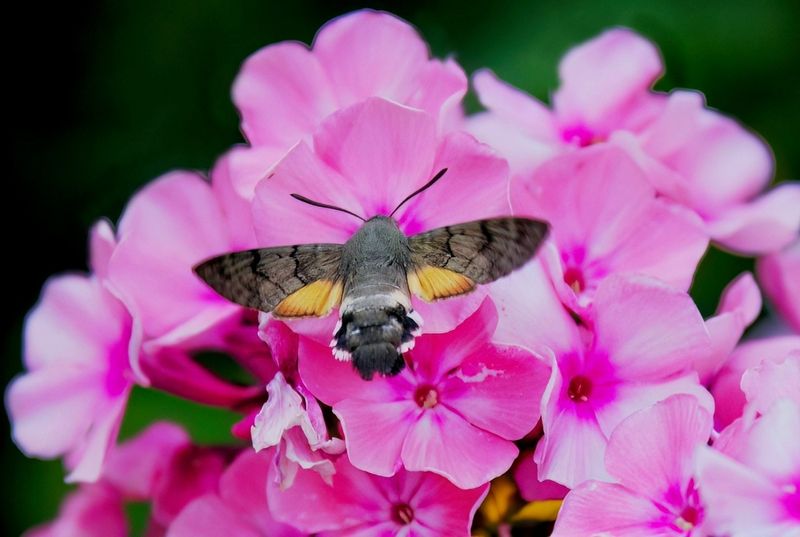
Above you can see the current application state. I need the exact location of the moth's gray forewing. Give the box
[194,243,344,312]
[408,217,549,283]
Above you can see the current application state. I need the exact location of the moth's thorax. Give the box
[340,216,412,307]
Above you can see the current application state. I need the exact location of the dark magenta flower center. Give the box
[414,385,439,409]
[567,375,592,403]
[783,483,800,519]
[563,266,586,294]
[561,124,597,147]
[675,505,700,530]
[391,503,415,525]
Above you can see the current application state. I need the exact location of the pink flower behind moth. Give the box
[469,28,800,255]
[6,221,136,483]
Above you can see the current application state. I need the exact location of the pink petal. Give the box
[151,446,229,527]
[336,399,418,477]
[410,289,489,336]
[708,182,800,255]
[512,453,569,501]
[410,58,468,131]
[65,390,131,483]
[89,219,117,278]
[232,41,334,147]
[104,422,190,499]
[401,406,519,489]
[696,445,798,537]
[7,367,106,459]
[139,347,262,408]
[604,394,712,498]
[409,298,499,382]
[168,449,304,537]
[535,405,612,488]
[252,141,365,246]
[251,373,306,451]
[409,474,489,536]
[210,145,279,250]
[711,335,800,429]
[25,484,127,537]
[472,69,558,141]
[25,275,129,370]
[467,113,559,174]
[553,481,673,537]
[594,373,714,440]
[490,259,580,356]
[441,343,547,439]
[757,237,800,332]
[740,399,800,482]
[312,98,437,217]
[593,275,710,380]
[639,90,774,214]
[167,496,266,537]
[267,453,385,533]
[298,337,404,405]
[109,171,238,341]
[554,28,663,132]
[314,10,428,108]
[394,131,510,235]
[535,362,612,487]
[741,354,800,420]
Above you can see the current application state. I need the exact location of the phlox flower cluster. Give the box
[7,9,800,537]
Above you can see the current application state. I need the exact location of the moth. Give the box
[195,169,549,380]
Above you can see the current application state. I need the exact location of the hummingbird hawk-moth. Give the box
[195,169,549,380]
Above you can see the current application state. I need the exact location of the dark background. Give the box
[3,0,798,534]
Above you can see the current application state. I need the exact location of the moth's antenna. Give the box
[290,193,366,222]
[389,168,448,217]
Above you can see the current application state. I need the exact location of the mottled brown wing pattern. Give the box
[408,218,549,299]
[194,244,343,313]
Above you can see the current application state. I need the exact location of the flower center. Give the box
[675,505,700,530]
[563,266,586,294]
[783,483,800,519]
[391,503,415,525]
[567,375,592,403]
[561,124,597,147]
[414,385,439,409]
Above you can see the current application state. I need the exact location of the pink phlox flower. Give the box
[267,451,488,536]
[253,96,512,338]
[299,299,549,489]
[107,171,246,368]
[697,399,800,537]
[494,272,713,488]
[515,145,707,315]
[758,237,800,333]
[24,483,127,537]
[214,8,468,243]
[552,394,712,536]
[167,449,304,537]
[469,28,798,255]
[711,335,800,429]
[6,221,137,482]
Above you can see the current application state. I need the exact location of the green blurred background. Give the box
[3,0,798,534]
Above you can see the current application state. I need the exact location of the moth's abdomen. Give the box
[333,305,420,380]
